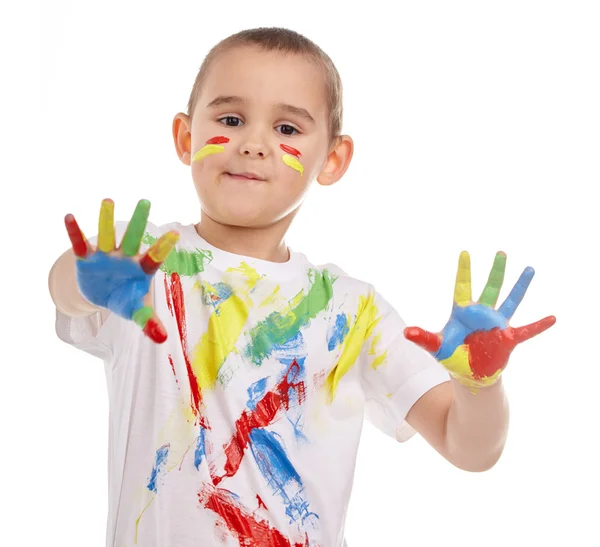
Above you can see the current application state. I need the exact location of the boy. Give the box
[48,27,555,547]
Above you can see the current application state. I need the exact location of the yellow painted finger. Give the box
[453,251,472,307]
[98,199,116,253]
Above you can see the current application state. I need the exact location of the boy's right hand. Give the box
[64,198,179,344]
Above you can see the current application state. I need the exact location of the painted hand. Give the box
[404,251,556,391]
[64,198,179,343]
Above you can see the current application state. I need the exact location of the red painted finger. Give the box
[65,214,91,258]
[404,327,442,353]
[513,315,556,345]
[143,316,167,344]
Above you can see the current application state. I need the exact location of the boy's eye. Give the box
[277,124,298,136]
[219,116,243,127]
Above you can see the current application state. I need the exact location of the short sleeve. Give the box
[360,288,450,442]
[53,220,135,361]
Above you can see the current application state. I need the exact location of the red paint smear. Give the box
[215,360,305,485]
[143,317,167,344]
[164,274,174,316]
[280,144,301,157]
[139,254,161,275]
[257,495,268,511]
[168,354,179,386]
[404,327,442,353]
[207,136,230,144]
[312,370,326,390]
[198,485,309,547]
[64,214,88,257]
[170,272,205,424]
[466,316,556,379]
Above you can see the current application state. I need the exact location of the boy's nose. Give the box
[241,142,268,159]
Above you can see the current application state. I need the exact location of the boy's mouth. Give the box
[224,171,266,182]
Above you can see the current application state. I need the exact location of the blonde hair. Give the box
[186,27,343,140]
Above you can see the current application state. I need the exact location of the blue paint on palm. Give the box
[435,303,508,360]
[76,252,151,319]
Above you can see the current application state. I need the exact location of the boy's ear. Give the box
[317,135,354,186]
[173,113,192,165]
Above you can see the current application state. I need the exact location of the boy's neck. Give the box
[194,211,297,264]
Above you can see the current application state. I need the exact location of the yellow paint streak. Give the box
[325,293,379,401]
[135,497,155,544]
[453,251,472,307]
[260,284,281,307]
[98,199,115,253]
[192,144,225,162]
[226,262,262,291]
[147,231,179,262]
[191,293,249,389]
[282,154,304,175]
[369,332,388,369]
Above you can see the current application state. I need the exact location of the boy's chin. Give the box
[210,203,276,228]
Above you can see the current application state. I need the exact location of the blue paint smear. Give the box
[249,428,318,525]
[247,377,269,410]
[327,313,349,351]
[76,252,151,319]
[147,444,170,493]
[194,427,207,470]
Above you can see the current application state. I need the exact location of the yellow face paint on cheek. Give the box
[192,136,230,162]
[192,144,225,162]
[282,154,304,175]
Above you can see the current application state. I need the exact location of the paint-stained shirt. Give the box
[55,220,450,547]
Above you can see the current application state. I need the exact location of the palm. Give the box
[404,251,555,390]
[65,198,179,344]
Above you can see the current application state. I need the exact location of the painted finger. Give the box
[404,327,442,353]
[512,315,556,345]
[140,231,179,274]
[453,251,472,307]
[479,251,506,307]
[498,266,535,319]
[132,305,167,344]
[65,214,91,258]
[121,199,151,257]
[97,198,116,253]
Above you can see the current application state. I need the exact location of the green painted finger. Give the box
[121,199,151,256]
[479,251,507,307]
[132,305,154,328]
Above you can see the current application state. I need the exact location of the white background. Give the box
[2,0,599,545]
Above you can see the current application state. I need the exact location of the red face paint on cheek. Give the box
[280,144,301,157]
[206,136,230,144]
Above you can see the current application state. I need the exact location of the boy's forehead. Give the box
[199,46,328,117]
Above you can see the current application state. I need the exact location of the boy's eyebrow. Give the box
[206,96,315,125]
[275,103,315,125]
[206,95,246,108]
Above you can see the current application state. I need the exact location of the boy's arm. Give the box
[48,248,109,320]
[405,378,509,472]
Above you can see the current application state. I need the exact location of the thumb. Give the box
[404,326,442,353]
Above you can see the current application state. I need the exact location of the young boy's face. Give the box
[174,46,340,228]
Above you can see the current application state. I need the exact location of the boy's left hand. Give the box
[404,251,556,391]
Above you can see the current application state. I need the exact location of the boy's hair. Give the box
[186,27,343,141]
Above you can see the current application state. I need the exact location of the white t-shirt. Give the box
[55,221,450,547]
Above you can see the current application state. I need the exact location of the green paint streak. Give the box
[479,252,507,307]
[143,233,213,276]
[245,269,337,366]
[133,305,153,327]
[122,199,151,256]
